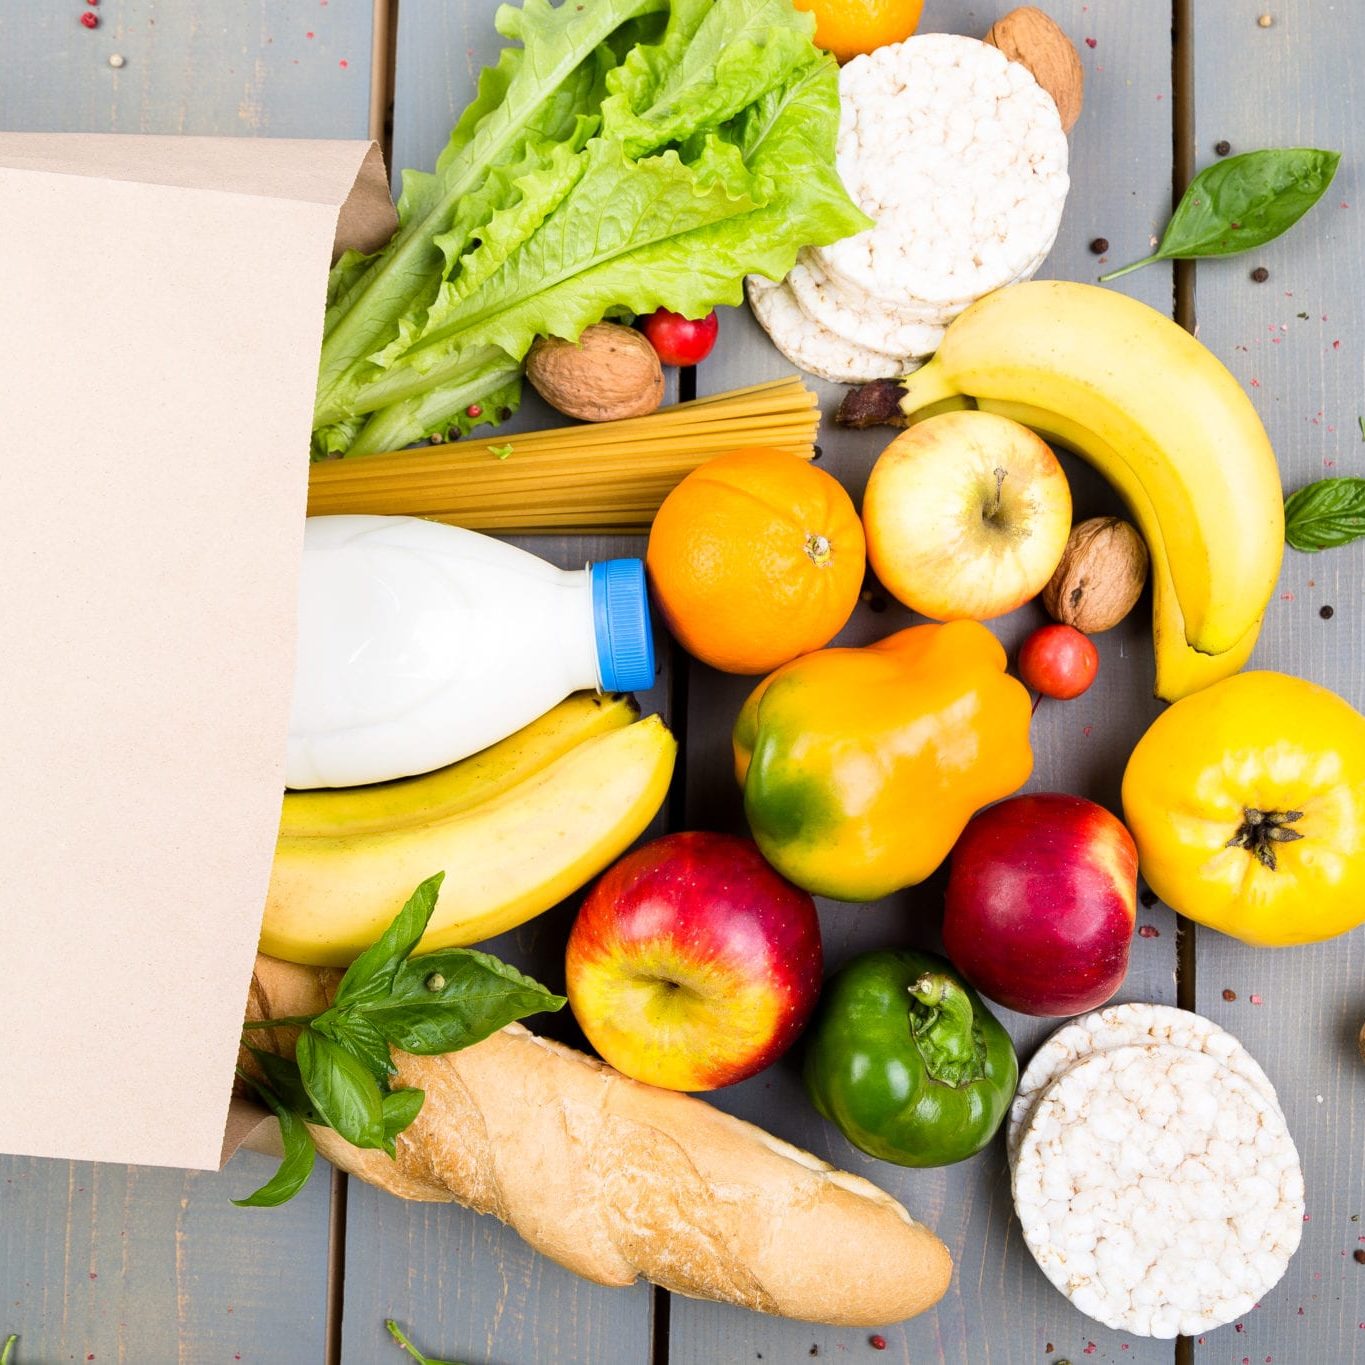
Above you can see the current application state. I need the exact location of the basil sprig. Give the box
[387,1320,468,1365]
[1100,148,1341,281]
[1284,477,1365,553]
[234,872,565,1207]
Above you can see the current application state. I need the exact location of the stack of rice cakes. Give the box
[748,34,1070,383]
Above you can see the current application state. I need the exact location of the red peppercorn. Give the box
[79,10,99,26]
[465,404,483,418]
[869,1336,887,1351]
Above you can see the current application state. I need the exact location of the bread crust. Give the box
[243,953,953,1326]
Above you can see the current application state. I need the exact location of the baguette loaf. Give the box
[244,953,952,1326]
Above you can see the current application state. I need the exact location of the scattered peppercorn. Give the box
[867,595,888,613]
[1215,140,1232,157]
[1354,1249,1365,1265]
[869,1336,887,1352]
[1258,13,1274,27]
[428,433,445,444]
[1223,989,1237,1001]
[424,972,446,992]
[1089,237,1109,255]
[79,10,98,26]
[108,52,125,67]
[1139,888,1158,908]
[465,403,483,418]
[1320,605,1335,620]
[1251,267,1270,283]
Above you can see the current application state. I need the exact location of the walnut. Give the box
[525,323,664,422]
[984,7,1085,134]
[1041,517,1149,633]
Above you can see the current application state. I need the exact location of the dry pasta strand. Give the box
[307,378,820,534]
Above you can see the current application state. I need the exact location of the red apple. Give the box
[941,793,1137,1016]
[565,831,822,1090]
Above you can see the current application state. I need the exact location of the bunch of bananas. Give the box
[261,693,676,966]
[894,281,1284,701]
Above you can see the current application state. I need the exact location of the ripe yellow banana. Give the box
[897,281,1283,699]
[262,713,676,966]
[279,691,640,838]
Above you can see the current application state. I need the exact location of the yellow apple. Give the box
[863,410,1072,621]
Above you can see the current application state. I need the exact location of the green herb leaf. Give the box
[1358,416,1364,441]
[360,949,566,1056]
[1100,148,1341,281]
[332,872,445,1011]
[489,443,515,460]
[2,1333,17,1365]
[245,1048,323,1124]
[381,1088,426,1154]
[231,1077,318,1208]
[311,1009,396,1080]
[1284,476,1365,551]
[296,1028,386,1149]
[386,1319,469,1365]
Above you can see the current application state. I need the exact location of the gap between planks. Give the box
[1171,1,1197,1364]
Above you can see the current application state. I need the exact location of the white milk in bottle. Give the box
[286,515,654,788]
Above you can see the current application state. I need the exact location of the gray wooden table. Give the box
[1,2,1361,1362]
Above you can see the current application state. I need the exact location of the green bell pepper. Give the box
[803,949,1018,1167]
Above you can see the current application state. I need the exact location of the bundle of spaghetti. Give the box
[306,377,820,535]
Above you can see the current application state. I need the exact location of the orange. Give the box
[792,0,924,63]
[646,447,865,675]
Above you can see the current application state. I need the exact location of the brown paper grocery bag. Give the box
[0,134,396,1171]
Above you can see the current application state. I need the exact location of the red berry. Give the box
[79,9,99,25]
[465,404,483,418]
[1018,623,1099,700]
[640,308,719,366]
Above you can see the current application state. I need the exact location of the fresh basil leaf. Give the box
[386,1319,469,1365]
[380,1087,426,1156]
[245,1048,323,1125]
[332,872,446,1011]
[296,1028,386,1149]
[1284,476,1365,552]
[231,1081,318,1208]
[1101,147,1340,281]
[311,1009,396,1080]
[361,949,566,1056]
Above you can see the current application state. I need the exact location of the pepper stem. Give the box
[907,973,987,1088]
[1225,806,1305,871]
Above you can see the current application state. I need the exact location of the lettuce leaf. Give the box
[315,0,665,417]
[314,0,866,457]
[599,0,817,155]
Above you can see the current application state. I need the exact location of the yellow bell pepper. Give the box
[733,620,1033,901]
[1121,671,1365,947]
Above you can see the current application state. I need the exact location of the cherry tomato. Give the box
[640,308,719,366]
[1018,624,1099,700]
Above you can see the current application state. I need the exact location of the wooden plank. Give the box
[671,4,1184,1361]
[0,1153,335,1362]
[0,0,376,139]
[1188,4,1365,1361]
[338,534,667,1365]
[336,6,661,1358]
[0,3,376,1359]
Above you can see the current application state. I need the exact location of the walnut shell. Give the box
[525,323,664,423]
[1041,517,1149,633]
[985,6,1085,134]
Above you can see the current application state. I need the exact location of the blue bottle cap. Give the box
[590,558,656,693]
